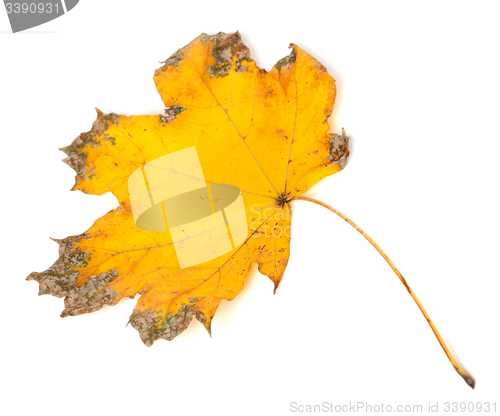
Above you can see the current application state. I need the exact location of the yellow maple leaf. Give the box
[27,32,349,346]
[26,32,476,389]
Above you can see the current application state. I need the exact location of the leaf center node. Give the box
[277,192,292,207]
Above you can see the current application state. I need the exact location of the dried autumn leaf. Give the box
[26,32,476,389]
[27,32,349,346]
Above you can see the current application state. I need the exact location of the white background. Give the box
[1,1,499,415]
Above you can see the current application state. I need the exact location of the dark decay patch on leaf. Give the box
[205,31,253,78]
[102,134,116,146]
[274,47,296,73]
[59,109,121,180]
[103,112,121,125]
[61,269,119,317]
[159,105,186,124]
[129,304,207,346]
[156,50,185,74]
[27,233,92,297]
[154,32,252,78]
[27,233,119,316]
[328,129,350,170]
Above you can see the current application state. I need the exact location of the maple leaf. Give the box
[26,32,476,389]
[27,32,349,346]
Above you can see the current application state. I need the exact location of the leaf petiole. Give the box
[291,195,475,389]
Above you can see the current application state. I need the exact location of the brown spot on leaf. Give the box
[206,31,252,78]
[27,234,119,317]
[129,304,206,346]
[59,108,121,179]
[328,128,350,169]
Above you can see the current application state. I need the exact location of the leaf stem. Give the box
[291,195,475,389]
